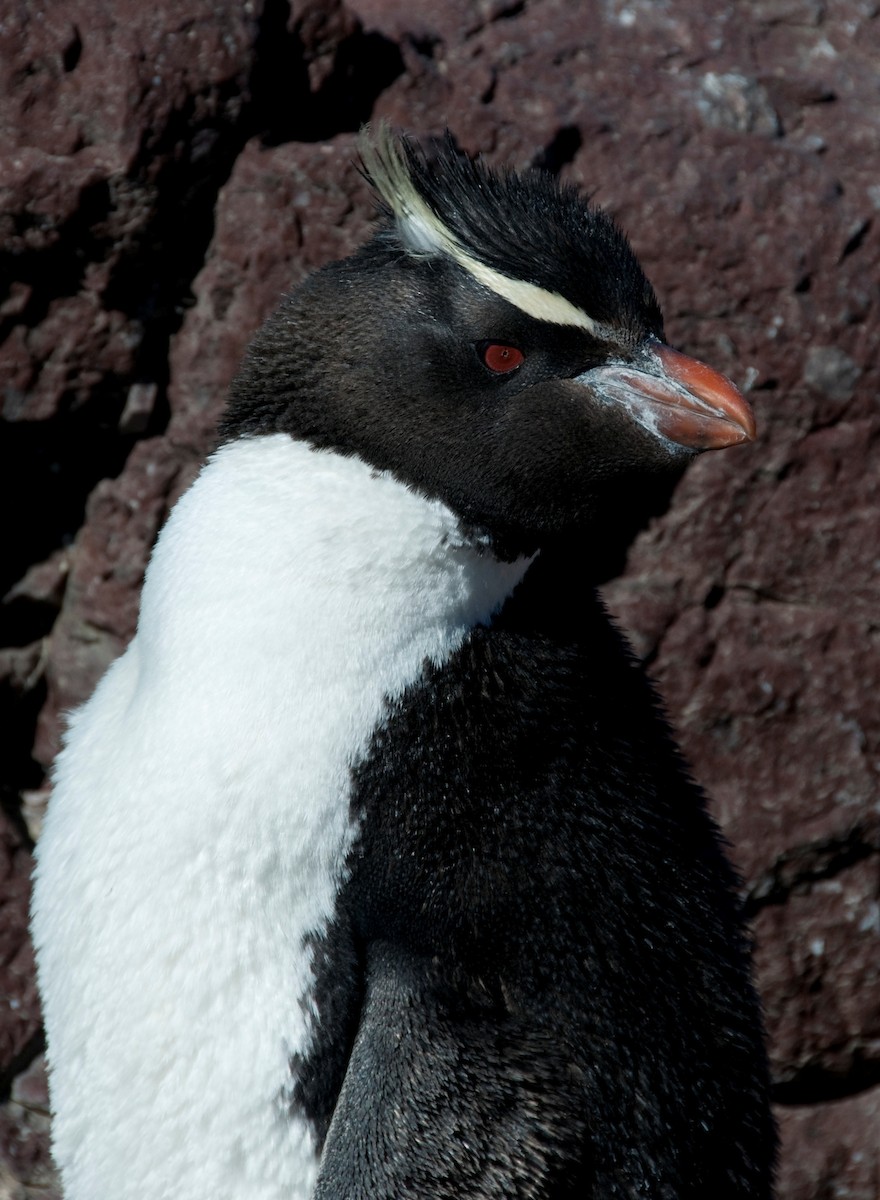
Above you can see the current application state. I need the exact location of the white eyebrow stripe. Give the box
[399,209,600,335]
[451,249,601,335]
[364,125,601,336]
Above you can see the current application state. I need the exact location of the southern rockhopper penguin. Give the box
[32,126,775,1199]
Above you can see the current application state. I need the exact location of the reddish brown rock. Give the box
[0,2,258,158]
[166,134,374,444]
[776,1088,880,1200]
[0,810,41,1084]
[0,1054,59,1199]
[755,855,880,1094]
[293,0,361,93]
[0,0,262,427]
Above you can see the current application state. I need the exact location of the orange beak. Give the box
[585,341,756,451]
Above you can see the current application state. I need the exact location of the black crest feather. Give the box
[359,122,662,331]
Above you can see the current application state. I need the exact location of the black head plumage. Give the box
[223,126,753,558]
[359,124,663,341]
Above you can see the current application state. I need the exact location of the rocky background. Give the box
[1,0,878,1195]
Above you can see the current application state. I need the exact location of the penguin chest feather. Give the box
[32,434,531,1200]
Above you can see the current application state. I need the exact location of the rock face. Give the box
[2,0,878,1195]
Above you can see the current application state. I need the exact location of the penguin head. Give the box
[223,126,754,556]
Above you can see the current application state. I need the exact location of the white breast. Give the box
[31,434,531,1200]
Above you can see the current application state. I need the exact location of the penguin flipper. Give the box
[312,940,587,1200]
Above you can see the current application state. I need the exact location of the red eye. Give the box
[481,343,525,374]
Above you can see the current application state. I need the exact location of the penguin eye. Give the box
[479,342,525,374]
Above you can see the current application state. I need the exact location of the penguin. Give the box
[32,126,775,1200]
